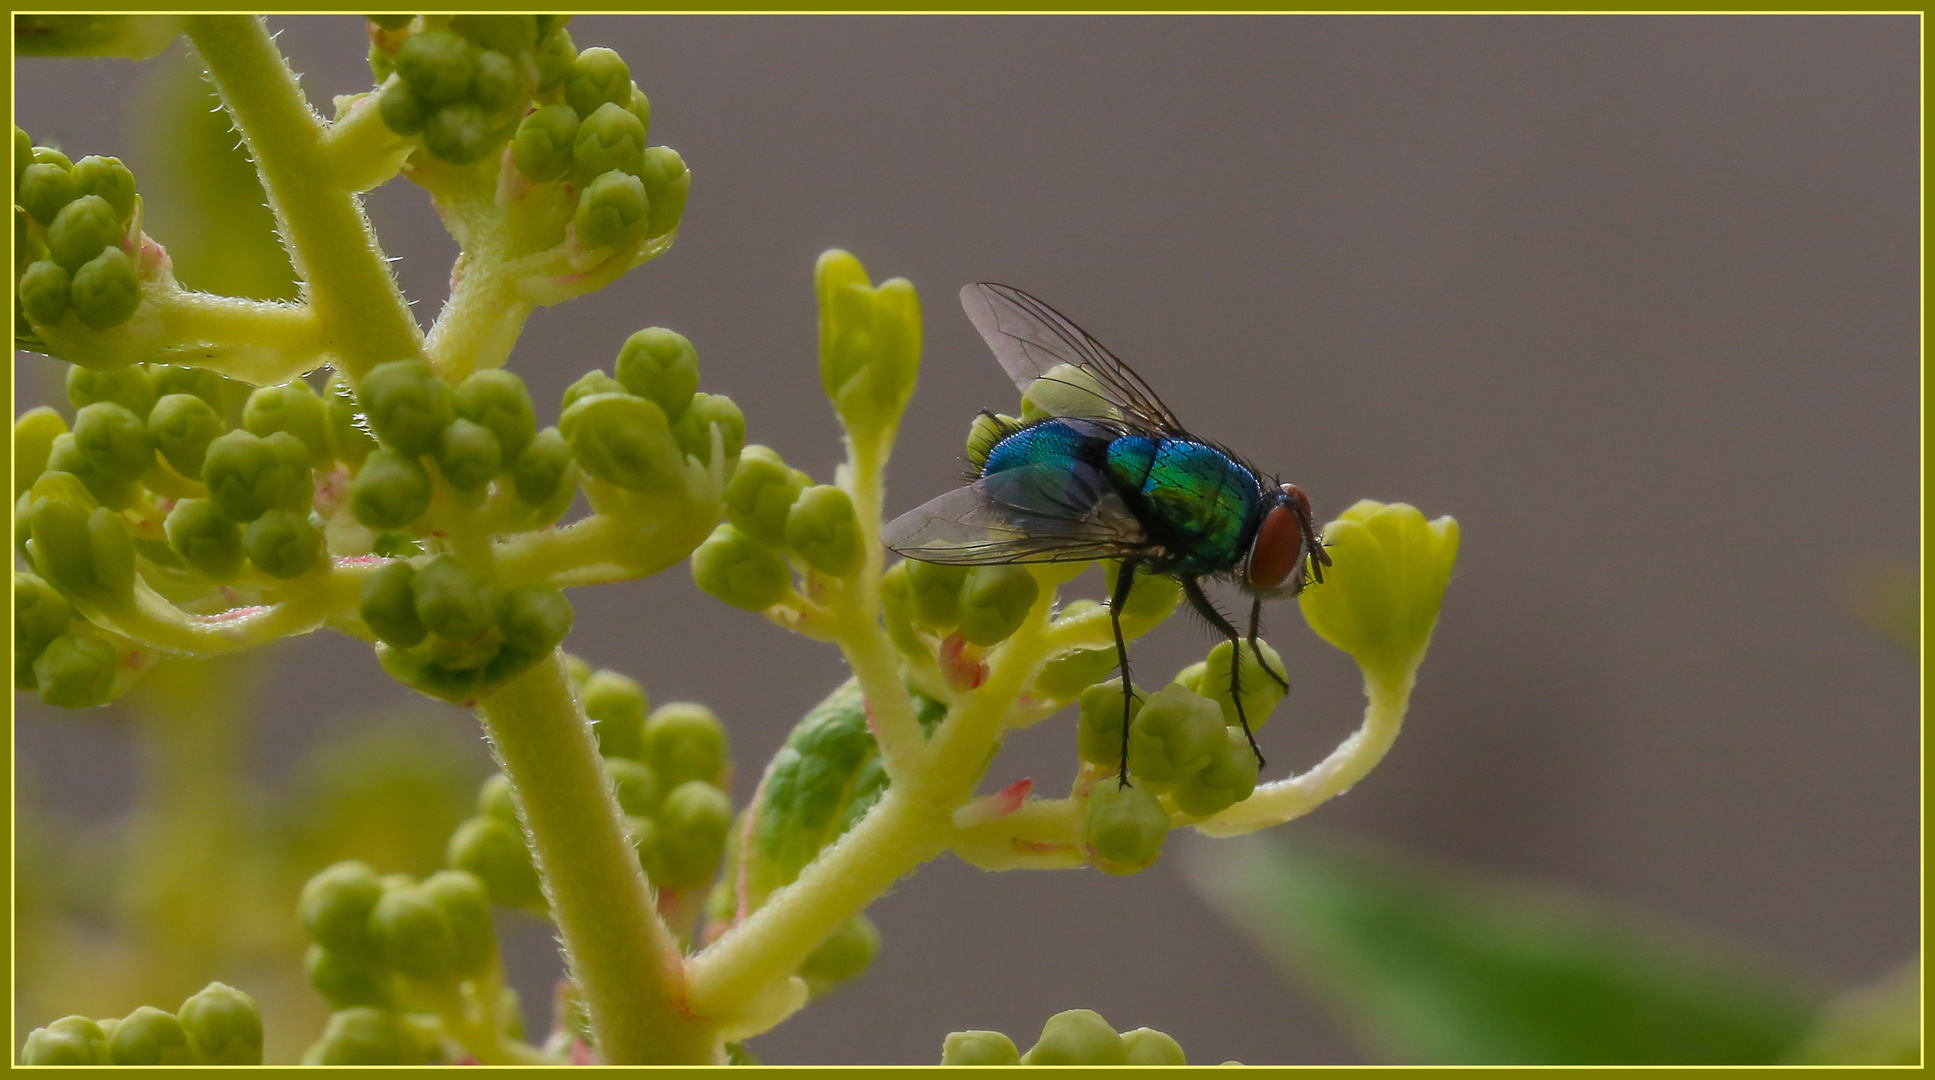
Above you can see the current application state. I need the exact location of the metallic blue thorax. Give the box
[982,419,1264,575]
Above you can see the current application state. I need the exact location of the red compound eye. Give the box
[1246,503,1305,590]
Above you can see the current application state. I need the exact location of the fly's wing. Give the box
[960,282,1187,432]
[882,460,1148,565]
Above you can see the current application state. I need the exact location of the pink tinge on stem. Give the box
[952,777,1033,828]
[939,633,988,692]
[568,1039,597,1066]
[195,604,271,624]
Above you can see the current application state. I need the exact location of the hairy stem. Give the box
[834,433,926,778]
[1196,662,1416,837]
[183,15,422,383]
[477,651,714,1064]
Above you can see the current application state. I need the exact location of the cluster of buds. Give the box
[941,1010,1191,1065]
[449,658,734,926]
[19,984,262,1066]
[692,443,860,615]
[370,15,573,166]
[15,125,163,365]
[297,862,516,1065]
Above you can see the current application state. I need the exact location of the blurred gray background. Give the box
[15,14,1918,1064]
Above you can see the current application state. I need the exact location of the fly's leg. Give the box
[1183,577,1265,769]
[1109,557,1142,788]
[1248,596,1289,693]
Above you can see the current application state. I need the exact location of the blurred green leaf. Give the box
[134,42,298,300]
[1184,832,1825,1064]
[1784,960,1919,1065]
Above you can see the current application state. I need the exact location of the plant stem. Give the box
[182,15,422,383]
[1195,662,1417,837]
[477,650,715,1064]
[835,434,926,777]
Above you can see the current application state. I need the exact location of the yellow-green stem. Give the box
[477,651,715,1064]
[183,16,422,383]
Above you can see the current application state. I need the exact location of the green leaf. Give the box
[1184,833,1825,1064]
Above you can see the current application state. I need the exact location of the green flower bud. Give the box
[1076,677,1144,767]
[510,426,571,505]
[177,982,263,1065]
[32,633,120,707]
[647,701,729,790]
[692,522,792,612]
[815,250,921,435]
[359,559,427,647]
[573,169,648,250]
[446,815,542,909]
[1083,780,1169,875]
[572,101,646,185]
[299,860,384,961]
[1035,646,1119,703]
[47,194,121,272]
[21,1016,107,1065]
[244,379,331,464]
[957,564,1039,647]
[18,258,72,326]
[422,102,492,165]
[512,104,578,181]
[71,401,153,480]
[657,779,733,890]
[30,499,135,606]
[350,449,432,529]
[472,49,523,112]
[534,25,575,91]
[243,507,321,579]
[308,1007,425,1065]
[16,208,48,275]
[454,367,536,464]
[397,29,476,105]
[798,913,879,997]
[1298,499,1460,676]
[613,326,699,419]
[724,445,804,548]
[33,146,73,170]
[67,364,155,416]
[605,756,659,816]
[905,559,967,632]
[561,391,680,492]
[324,375,379,468]
[69,245,142,331]
[360,359,455,457]
[626,84,652,137]
[18,161,78,225]
[149,393,225,480]
[107,1006,195,1065]
[15,407,68,497]
[965,412,1020,471]
[671,392,745,467]
[1024,1009,1128,1065]
[584,669,649,760]
[70,155,137,222]
[561,369,625,412]
[638,145,690,239]
[477,772,520,822]
[495,582,573,654]
[626,814,666,882]
[1168,727,1260,819]
[378,79,428,136]
[305,945,390,1011]
[202,429,312,522]
[564,46,630,119]
[165,498,245,580]
[942,1030,1021,1066]
[370,881,457,980]
[452,14,536,54]
[1122,1027,1187,1065]
[434,417,501,490]
[1126,683,1225,792]
[1192,638,1287,732]
[1104,559,1181,634]
[151,364,238,415]
[15,572,74,688]
[14,125,32,187]
[422,869,495,976]
[46,431,134,506]
[412,555,494,641]
[784,484,862,577]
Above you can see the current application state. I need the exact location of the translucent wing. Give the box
[960,282,1186,432]
[882,460,1149,565]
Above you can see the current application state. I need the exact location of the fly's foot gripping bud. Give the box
[1075,677,1145,768]
[1125,683,1225,792]
[1082,780,1169,875]
[1177,637,1287,733]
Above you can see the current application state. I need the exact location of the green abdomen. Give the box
[1106,435,1260,574]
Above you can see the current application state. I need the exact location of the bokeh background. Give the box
[15,14,1918,1064]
